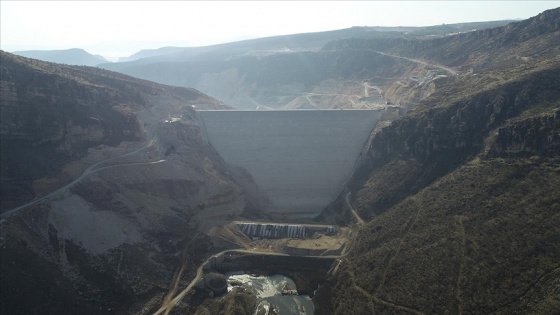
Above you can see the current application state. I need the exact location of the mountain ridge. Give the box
[114,20,517,64]
[98,19,518,110]
[12,48,109,67]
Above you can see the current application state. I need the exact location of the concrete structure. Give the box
[198,110,379,217]
[236,222,338,239]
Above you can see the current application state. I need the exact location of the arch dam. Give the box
[197,110,380,218]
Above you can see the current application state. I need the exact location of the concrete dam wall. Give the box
[197,110,379,217]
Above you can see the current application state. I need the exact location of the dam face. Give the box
[197,110,379,217]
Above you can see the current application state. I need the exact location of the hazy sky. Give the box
[1,1,559,60]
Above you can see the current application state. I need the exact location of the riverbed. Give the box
[226,272,314,315]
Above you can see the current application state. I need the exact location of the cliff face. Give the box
[316,25,560,315]
[489,109,560,156]
[338,58,559,220]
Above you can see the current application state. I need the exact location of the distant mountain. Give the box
[115,20,515,64]
[117,46,190,62]
[100,20,516,110]
[109,26,401,67]
[12,48,109,66]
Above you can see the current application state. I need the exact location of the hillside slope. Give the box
[315,16,560,315]
[0,52,250,315]
[1,51,227,209]
[324,8,560,72]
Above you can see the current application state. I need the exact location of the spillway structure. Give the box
[236,222,339,239]
[197,110,379,218]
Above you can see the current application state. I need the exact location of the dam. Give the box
[197,110,379,217]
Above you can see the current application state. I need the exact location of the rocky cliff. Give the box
[345,57,560,219]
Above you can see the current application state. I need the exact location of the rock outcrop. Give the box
[489,109,560,156]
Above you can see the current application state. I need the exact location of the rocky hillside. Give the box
[324,8,560,72]
[314,10,560,315]
[0,51,227,209]
[0,52,251,315]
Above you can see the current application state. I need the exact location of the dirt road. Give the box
[1,142,159,219]
[346,193,364,226]
[373,50,458,76]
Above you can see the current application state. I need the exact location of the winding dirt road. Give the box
[346,193,364,226]
[372,50,458,76]
[1,142,160,219]
[363,82,383,98]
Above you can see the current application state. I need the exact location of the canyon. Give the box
[1,7,560,315]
